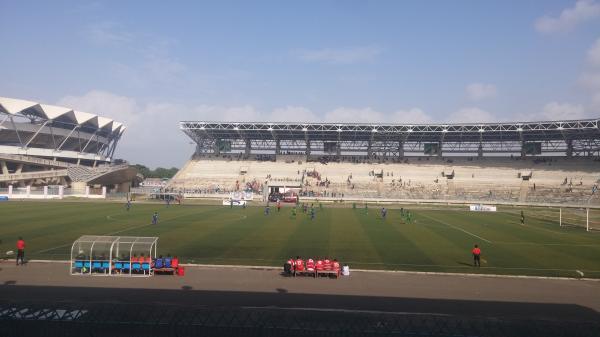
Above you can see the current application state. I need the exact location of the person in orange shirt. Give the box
[16,237,25,266]
[144,255,152,264]
[472,244,481,267]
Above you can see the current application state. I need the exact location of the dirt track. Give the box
[1,261,599,322]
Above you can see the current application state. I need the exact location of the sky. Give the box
[1,0,600,168]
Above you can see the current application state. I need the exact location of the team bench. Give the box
[316,268,340,278]
[291,259,341,278]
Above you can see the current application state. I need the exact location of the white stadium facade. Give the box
[0,97,138,195]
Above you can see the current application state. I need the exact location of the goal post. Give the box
[559,207,599,232]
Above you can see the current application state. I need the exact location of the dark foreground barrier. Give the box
[1,301,599,337]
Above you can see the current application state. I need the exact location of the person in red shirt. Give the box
[323,258,332,270]
[472,244,481,267]
[16,237,25,266]
[315,259,324,271]
[306,258,315,276]
[332,259,341,277]
[171,256,179,269]
[294,256,305,276]
[284,258,294,275]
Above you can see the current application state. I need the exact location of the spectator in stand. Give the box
[16,237,25,266]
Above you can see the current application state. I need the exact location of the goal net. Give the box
[516,206,600,232]
[559,207,600,231]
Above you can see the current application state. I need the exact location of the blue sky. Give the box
[1,0,600,167]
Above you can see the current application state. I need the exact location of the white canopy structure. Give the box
[70,236,158,277]
[0,97,125,163]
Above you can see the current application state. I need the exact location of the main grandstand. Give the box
[171,119,600,206]
[0,97,139,195]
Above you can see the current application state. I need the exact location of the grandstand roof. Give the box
[180,119,600,143]
[0,97,125,137]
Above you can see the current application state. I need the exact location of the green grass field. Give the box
[1,201,599,278]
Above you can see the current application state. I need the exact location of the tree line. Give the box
[133,164,179,179]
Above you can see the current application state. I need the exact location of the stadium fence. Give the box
[1,301,599,337]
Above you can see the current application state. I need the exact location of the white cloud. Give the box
[323,107,385,123]
[591,92,600,109]
[588,38,600,67]
[539,102,585,120]
[390,108,433,124]
[296,46,383,64]
[579,72,600,90]
[88,22,133,45]
[535,0,600,33]
[323,107,431,124]
[57,90,435,166]
[268,106,319,122]
[448,107,496,123]
[465,83,497,101]
[57,90,139,125]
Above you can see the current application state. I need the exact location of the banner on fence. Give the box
[469,204,497,212]
[223,198,247,206]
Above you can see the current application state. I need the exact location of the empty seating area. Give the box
[169,155,600,205]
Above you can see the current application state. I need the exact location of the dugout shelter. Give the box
[70,235,158,277]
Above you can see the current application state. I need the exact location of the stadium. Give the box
[0,97,139,196]
[2,108,600,335]
[2,2,600,333]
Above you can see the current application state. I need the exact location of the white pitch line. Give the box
[419,213,493,244]
[35,208,231,254]
[493,241,600,247]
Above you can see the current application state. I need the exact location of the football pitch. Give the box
[1,201,599,278]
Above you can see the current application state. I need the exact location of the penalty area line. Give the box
[419,213,493,244]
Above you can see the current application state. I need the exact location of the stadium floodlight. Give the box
[479,128,485,133]
[517,127,523,132]
[302,127,308,132]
